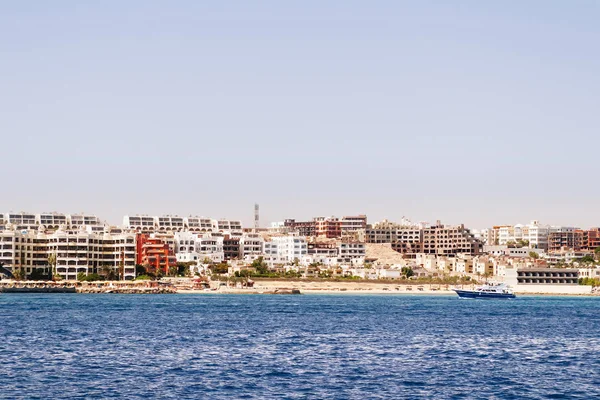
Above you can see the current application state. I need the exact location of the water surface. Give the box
[1,294,599,399]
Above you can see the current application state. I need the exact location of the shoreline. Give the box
[1,279,597,296]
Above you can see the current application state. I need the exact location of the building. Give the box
[496,221,549,250]
[239,233,264,260]
[68,214,104,232]
[0,226,136,280]
[340,215,367,233]
[185,217,214,232]
[123,215,157,233]
[366,220,422,244]
[338,242,366,263]
[483,245,544,258]
[505,268,579,285]
[548,228,582,252]
[136,234,176,275]
[314,217,342,238]
[223,236,241,261]
[263,236,308,266]
[156,216,185,232]
[283,219,316,237]
[421,222,482,256]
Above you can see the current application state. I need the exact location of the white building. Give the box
[497,221,549,250]
[0,226,136,280]
[239,233,263,259]
[338,242,366,263]
[263,236,308,266]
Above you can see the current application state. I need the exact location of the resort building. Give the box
[283,219,316,237]
[338,242,366,263]
[136,234,176,275]
[495,221,550,250]
[156,216,185,232]
[366,220,422,244]
[263,236,308,266]
[239,233,264,260]
[223,236,241,261]
[314,217,342,238]
[421,222,482,256]
[185,217,214,232]
[68,214,104,231]
[340,215,367,233]
[174,232,224,263]
[123,215,157,233]
[502,267,591,294]
[0,226,136,280]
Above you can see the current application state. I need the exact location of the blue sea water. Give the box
[1,294,600,399]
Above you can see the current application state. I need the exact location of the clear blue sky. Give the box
[1,1,599,228]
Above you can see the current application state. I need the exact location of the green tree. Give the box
[529,251,540,260]
[578,255,595,264]
[100,265,117,281]
[251,257,268,275]
[211,263,229,274]
[135,274,154,281]
[13,268,26,281]
[401,267,414,279]
[29,268,47,280]
[47,253,57,277]
[77,272,87,281]
[135,264,147,276]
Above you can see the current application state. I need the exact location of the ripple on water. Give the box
[1,294,600,399]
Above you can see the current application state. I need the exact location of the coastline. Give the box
[1,279,597,296]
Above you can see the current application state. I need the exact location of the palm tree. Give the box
[47,253,57,279]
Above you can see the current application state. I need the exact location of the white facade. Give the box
[263,236,308,266]
[0,226,136,280]
[497,221,549,250]
[338,242,366,263]
[174,232,224,263]
[239,234,264,259]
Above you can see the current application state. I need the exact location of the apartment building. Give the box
[223,236,241,261]
[157,216,185,232]
[68,214,104,231]
[422,222,482,256]
[174,232,224,263]
[3,212,37,231]
[340,215,367,233]
[366,220,422,244]
[1,212,106,232]
[314,217,341,238]
[263,236,308,266]
[496,221,549,250]
[548,227,581,252]
[239,233,264,259]
[338,242,366,263]
[0,227,136,280]
[547,227,600,252]
[136,234,177,275]
[123,215,157,233]
[307,242,338,257]
[283,219,316,237]
[185,217,214,232]
[216,219,243,232]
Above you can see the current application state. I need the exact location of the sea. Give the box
[1,294,599,399]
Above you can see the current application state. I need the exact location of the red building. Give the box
[136,234,177,275]
[314,217,342,238]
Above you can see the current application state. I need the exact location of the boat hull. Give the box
[453,289,516,299]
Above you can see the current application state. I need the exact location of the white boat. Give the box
[453,283,516,299]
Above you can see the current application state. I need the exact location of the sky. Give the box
[1,1,599,229]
